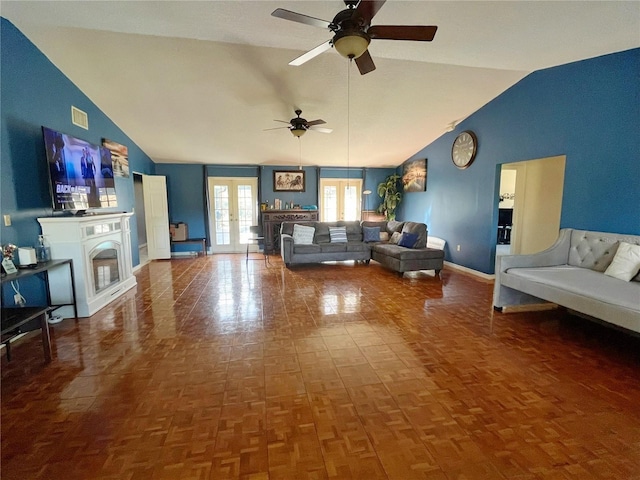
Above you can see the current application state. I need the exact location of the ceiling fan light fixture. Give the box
[290,126,306,137]
[333,31,370,59]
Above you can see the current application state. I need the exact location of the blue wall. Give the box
[398,48,640,274]
[155,164,207,238]
[259,166,318,208]
[1,18,155,269]
[6,17,634,278]
[364,167,399,212]
[206,165,260,178]
[155,164,395,253]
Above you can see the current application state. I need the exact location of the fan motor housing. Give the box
[291,118,307,129]
[330,8,366,33]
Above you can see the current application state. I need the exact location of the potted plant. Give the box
[376,174,402,220]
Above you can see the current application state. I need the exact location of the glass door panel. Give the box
[208,177,258,253]
[344,184,358,221]
[322,185,338,222]
[237,184,254,245]
[213,184,231,246]
[320,179,362,221]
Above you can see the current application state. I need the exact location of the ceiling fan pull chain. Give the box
[347,58,351,186]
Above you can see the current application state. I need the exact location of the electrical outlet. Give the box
[3,215,11,226]
[456,244,461,252]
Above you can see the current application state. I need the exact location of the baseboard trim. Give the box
[133,258,150,272]
[444,261,495,282]
[171,252,199,258]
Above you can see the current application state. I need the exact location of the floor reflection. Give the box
[2,254,639,480]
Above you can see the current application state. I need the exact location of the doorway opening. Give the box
[497,168,516,256]
[133,173,148,266]
[497,155,566,258]
[319,178,363,222]
[207,177,259,254]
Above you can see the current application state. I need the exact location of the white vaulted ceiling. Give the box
[3,1,639,168]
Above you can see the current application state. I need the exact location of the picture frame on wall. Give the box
[102,139,129,178]
[402,158,427,192]
[273,170,305,192]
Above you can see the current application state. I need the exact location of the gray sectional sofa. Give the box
[493,228,640,334]
[280,221,371,265]
[280,220,444,276]
[363,220,444,275]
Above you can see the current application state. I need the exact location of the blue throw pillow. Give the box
[362,226,380,243]
[398,232,419,248]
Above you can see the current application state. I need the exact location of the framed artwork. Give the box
[402,158,427,192]
[273,170,305,192]
[102,139,129,178]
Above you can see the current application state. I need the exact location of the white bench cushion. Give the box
[505,265,640,312]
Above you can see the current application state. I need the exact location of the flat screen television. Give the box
[42,126,117,212]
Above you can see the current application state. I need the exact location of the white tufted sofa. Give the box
[493,229,640,334]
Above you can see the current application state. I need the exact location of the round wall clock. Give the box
[451,130,478,169]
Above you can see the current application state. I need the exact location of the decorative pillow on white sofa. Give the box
[604,242,640,281]
[293,224,315,245]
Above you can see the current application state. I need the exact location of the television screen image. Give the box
[42,127,117,211]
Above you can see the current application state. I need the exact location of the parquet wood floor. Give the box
[2,255,639,479]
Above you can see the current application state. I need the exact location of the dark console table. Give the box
[261,209,319,254]
[1,259,78,362]
[170,238,207,256]
[1,307,52,362]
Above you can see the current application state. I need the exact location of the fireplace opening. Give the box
[91,241,121,294]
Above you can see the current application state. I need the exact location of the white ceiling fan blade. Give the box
[309,126,333,134]
[289,40,332,66]
[271,8,331,29]
[264,126,291,131]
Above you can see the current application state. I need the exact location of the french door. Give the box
[208,177,258,253]
[319,178,362,222]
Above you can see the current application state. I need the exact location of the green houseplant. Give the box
[376,174,402,220]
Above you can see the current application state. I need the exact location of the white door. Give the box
[208,177,258,253]
[320,179,362,222]
[142,174,171,260]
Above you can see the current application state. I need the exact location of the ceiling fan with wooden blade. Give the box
[264,109,333,137]
[272,0,437,75]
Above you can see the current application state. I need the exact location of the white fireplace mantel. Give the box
[38,213,137,318]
